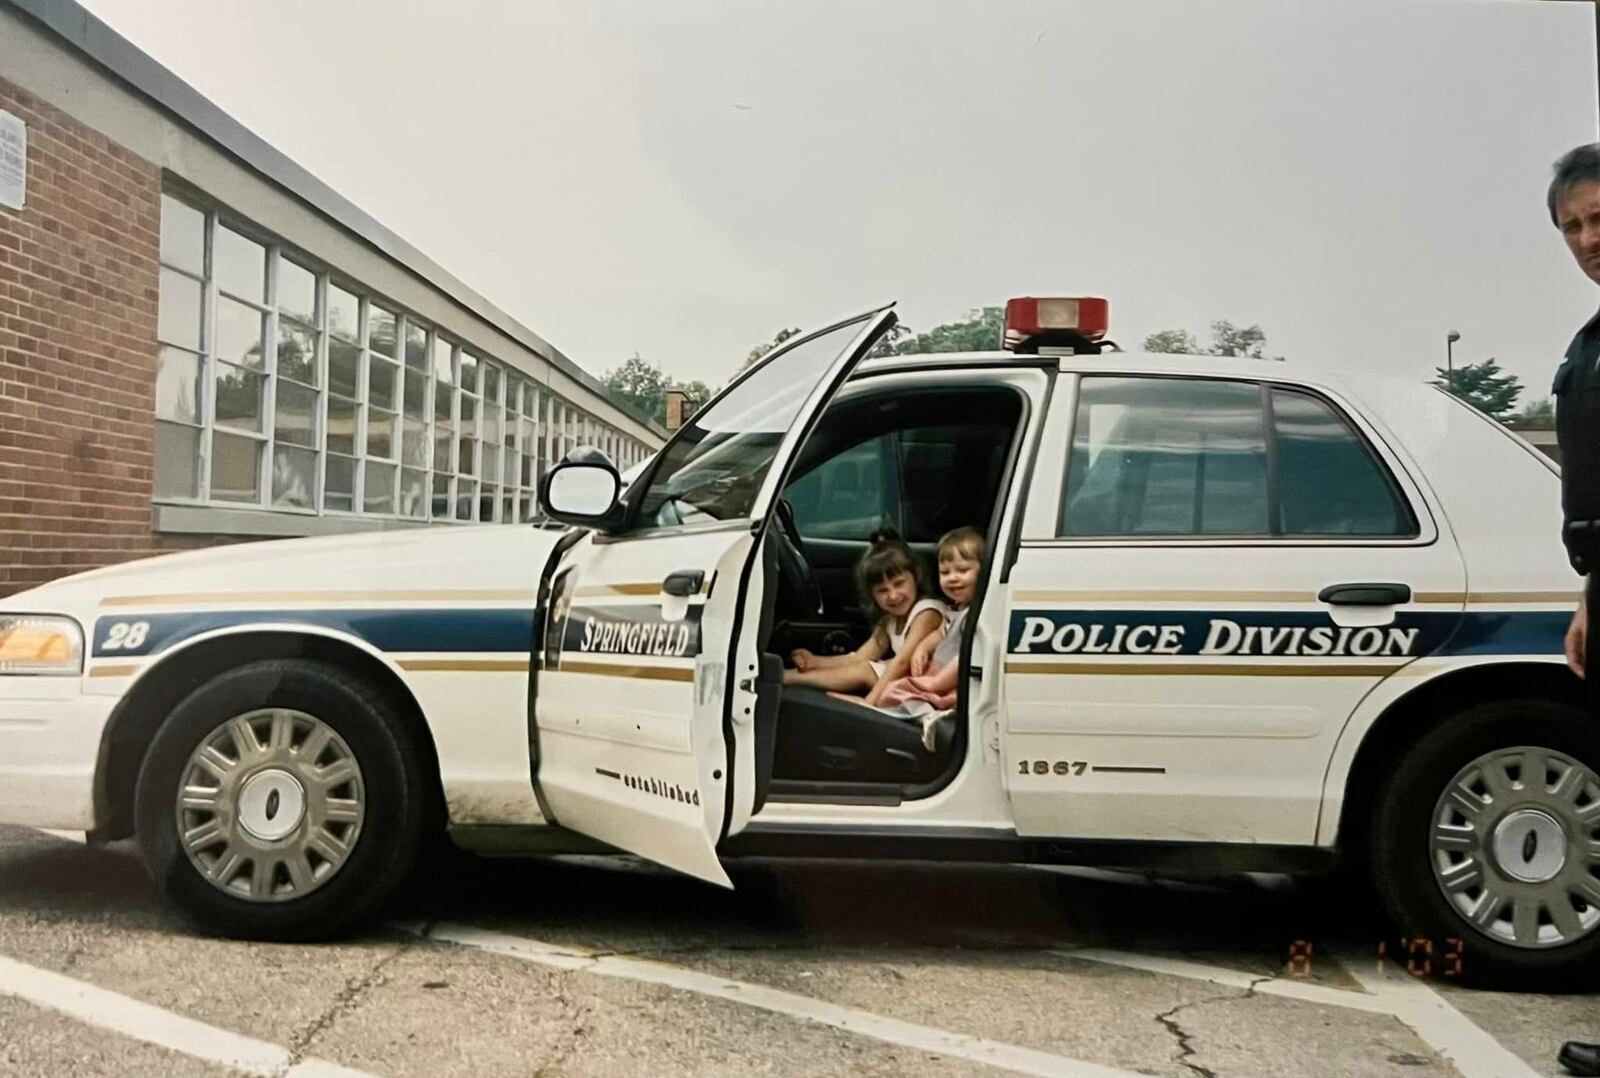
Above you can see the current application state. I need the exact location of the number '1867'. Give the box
[1017,760,1087,776]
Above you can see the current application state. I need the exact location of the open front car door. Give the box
[531,306,898,885]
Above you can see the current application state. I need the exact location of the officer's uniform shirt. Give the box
[1554,309,1600,573]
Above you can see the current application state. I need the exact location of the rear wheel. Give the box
[1369,697,1600,989]
[135,659,431,940]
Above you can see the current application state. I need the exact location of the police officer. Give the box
[1550,142,1600,1078]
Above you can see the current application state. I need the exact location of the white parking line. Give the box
[30,828,85,844]
[408,922,1146,1078]
[0,954,380,1078]
[1333,954,1540,1078]
[1052,947,1539,1078]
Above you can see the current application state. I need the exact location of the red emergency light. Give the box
[1002,296,1110,354]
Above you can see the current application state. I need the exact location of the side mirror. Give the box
[539,461,624,530]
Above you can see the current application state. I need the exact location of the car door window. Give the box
[1062,377,1268,536]
[1061,376,1415,538]
[632,319,870,530]
[1271,387,1416,536]
[787,434,897,539]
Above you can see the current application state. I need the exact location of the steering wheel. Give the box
[770,498,822,616]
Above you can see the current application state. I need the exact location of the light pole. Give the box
[1446,330,1460,377]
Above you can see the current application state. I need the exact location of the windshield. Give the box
[633,316,871,528]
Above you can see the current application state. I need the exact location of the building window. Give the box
[155,191,652,527]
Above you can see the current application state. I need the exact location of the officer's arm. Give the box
[1565,585,1587,679]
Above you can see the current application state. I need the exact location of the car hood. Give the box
[0,524,572,615]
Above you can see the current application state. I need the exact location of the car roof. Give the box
[857,348,1402,401]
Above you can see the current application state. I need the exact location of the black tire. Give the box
[134,659,433,941]
[1368,696,1600,990]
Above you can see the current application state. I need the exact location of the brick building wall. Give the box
[0,76,208,599]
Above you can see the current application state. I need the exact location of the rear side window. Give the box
[1060,376,1414,538]
[1271,387,1414,536]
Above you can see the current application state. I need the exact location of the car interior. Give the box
[745,382,1028,805]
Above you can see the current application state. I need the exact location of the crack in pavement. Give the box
[274,925,431,1075]
[1154,975,1273,1078]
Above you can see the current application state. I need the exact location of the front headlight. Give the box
[0,615,84,675]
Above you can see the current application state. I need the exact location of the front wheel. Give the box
[135,659,432,940]
[1369,697,1600,989]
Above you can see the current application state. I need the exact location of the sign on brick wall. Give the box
[0,109,25,211]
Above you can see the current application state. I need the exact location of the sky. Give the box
[79,0,1600,400]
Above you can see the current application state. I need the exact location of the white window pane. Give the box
[458,435,477,477]
[158,267,203,351]
[404,369,427,421]
[330,338,360,399]
[275,380,318,448]
[328,284,360,341]
[325,454,355,512]
[432,473,452,520]
[216,297,265,369]
[367,409,396,459]
[327,396,357,456]
[279,257,317,323]
[405,322,427,370]
[478,483,497,522]
[433,428,452,475]
[455,480,477,520]
[214,362,264,432]
[500,492,514,525]
[483,364,500,404]
[518,493,533,522]
[272,445,317,509]
[364,461,396,514]
[400,468,427,518]
[402,418,428,467]
[160,195,205,275]
[432,337,453,384]
[278,319,319,386]
[369,357,399,411]
[153,421,199,498]
[156,346,201,424]
[210,431,263,503]
[459,353,478,394]
[215,224,266,301]
[368,303,397,358]
[482,448,500,485]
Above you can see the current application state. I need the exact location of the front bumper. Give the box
[0,677,116,830]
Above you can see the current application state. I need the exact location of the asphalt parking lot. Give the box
[0,824,1594,1078]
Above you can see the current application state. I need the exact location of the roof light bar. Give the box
[1003,296,1110,354]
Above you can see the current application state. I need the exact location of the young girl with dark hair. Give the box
[783,529,947,704]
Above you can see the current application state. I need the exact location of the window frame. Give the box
[1051,372,1428,546]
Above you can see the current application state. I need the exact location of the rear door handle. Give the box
[1317,582,1411,606]
[663,570,705,597]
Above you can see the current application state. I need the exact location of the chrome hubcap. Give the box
[1430,745,1600,949]
[176,709,365,903]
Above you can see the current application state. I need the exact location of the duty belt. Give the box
[1563,518,1600,575]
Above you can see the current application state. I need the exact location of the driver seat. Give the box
[773,687,954,785]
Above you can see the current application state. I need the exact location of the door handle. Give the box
[663,570,705,598]
[1317,582,1412,606]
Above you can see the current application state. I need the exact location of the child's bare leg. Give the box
[783,661,876,694]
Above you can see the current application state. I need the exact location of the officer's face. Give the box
[1557,180,1600,285]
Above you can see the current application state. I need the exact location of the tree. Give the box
[744,327,801,370]
[1515,397,1554,422]
[602,353,668,423]
[1144,320,1282,360]
[891,307,1004,354]
[1435,358,1523,419]
[1143,328,1204,354]
[676,379,713,405]
[866,322,915,358]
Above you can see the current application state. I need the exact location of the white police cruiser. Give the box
[1,299,1594,989]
